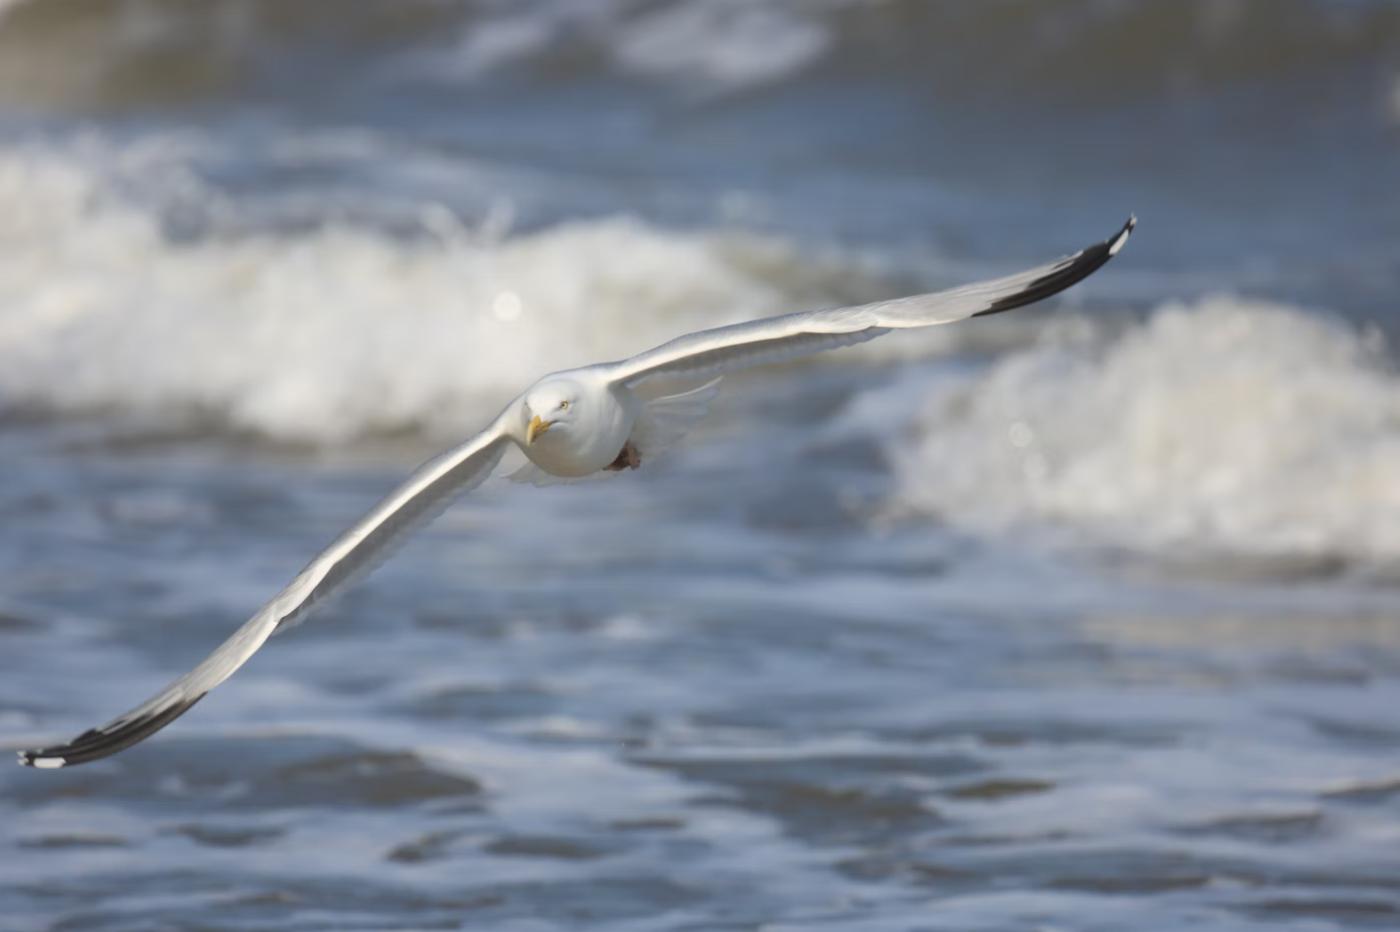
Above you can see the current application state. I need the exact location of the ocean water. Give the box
[2,1,1399,929]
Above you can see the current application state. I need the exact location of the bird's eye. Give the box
[558,400,570,410]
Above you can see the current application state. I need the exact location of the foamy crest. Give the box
[423,0,1400,104]
[611,2,828,92]
[887,299,1400,566]
[438,0,830,93]
[0,146,875,442]
[4,0,1397,110]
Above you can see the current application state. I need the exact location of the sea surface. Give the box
[2,2,1400,929]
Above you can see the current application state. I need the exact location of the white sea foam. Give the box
[886,299,1400,566]
[611,1,829,93]
[412,0,1400,108]
[435,0,832,93]
[0,144,894,442]
[3,0,1395,113]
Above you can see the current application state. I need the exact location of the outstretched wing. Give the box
[607,217,1135,388]
[18,418,515,768]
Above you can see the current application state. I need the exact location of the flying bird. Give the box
[18,217,1135,768]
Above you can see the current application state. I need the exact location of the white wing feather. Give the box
[608,217,1135,387]
[19,417,513,768]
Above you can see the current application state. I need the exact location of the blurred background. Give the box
[2,1,1399,929]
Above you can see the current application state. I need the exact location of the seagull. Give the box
[18,217,1134,768]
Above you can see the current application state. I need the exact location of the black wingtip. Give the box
[16,695,205,769]
[971,215,1137,319]
[1109,215,1137,257]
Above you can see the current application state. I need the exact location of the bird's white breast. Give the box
[523,382,638,478]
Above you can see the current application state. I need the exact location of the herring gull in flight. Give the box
[18,217,1135,768]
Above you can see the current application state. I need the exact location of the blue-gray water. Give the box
[2,2,1400,929]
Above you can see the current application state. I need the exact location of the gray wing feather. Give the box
[18,420,512,768]
[608,217,1134,387]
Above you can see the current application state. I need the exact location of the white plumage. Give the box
[18,217,1134,768]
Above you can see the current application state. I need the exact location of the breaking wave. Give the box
[885,299,1400,568]
[0,143,899,442]
[0,0,1395,109]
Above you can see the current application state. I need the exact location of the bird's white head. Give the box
[522,378,584,445]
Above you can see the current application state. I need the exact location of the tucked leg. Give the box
[605,441,641,471]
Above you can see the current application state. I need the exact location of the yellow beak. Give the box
[527,415,552,444]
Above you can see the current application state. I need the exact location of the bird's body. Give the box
[515,372,642,477]
[18,217,1135,768]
